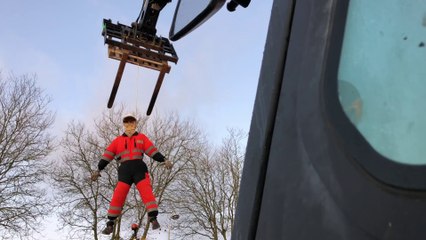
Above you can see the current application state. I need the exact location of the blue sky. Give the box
[0,1,273,144]
[0,0,272,238]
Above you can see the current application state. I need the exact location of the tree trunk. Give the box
[141,221,150,240]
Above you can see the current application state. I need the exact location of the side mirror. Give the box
[169,0,225,41]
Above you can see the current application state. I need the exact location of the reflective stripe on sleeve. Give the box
[102,150,115,161]
[102,156,113,162]
[145,146,158,157]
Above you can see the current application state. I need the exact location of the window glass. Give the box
[338,0,426,165]
[173,0,211,33]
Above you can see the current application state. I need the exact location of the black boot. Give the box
[101,220,114,235]
[149,217,160,230]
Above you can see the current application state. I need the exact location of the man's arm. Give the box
[91,139,117,181]
[141,134,173,169]
[153,152,173,169]
[98,159,110,171]
[152,152,165,162]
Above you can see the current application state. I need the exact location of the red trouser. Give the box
[107,161,158,219]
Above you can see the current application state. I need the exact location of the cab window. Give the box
[338,0,426,165]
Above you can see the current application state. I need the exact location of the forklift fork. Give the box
[107,51,129,109]
[103,19,178,115]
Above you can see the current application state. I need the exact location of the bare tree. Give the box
[172,129,246,240]
[50,121,107,240]
[215,129,245,237]
[51,108,206,239]
[0,73,55,239]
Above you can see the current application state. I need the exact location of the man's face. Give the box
[123,118,137,134]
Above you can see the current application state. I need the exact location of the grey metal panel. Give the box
[253,0,360,238]
[254,0,426,239]
[231,0,295,239]
[233,0,426,239]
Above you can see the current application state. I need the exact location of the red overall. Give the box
[99,132,163,219]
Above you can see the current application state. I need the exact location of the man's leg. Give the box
[135,173,160,229]
[102,181,131,235]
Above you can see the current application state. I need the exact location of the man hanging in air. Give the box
[91,113,173,235]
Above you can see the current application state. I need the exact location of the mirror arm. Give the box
[134,0,172,36]
[226,0,251,12]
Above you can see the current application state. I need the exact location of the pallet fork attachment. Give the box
[102,19,178,115]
